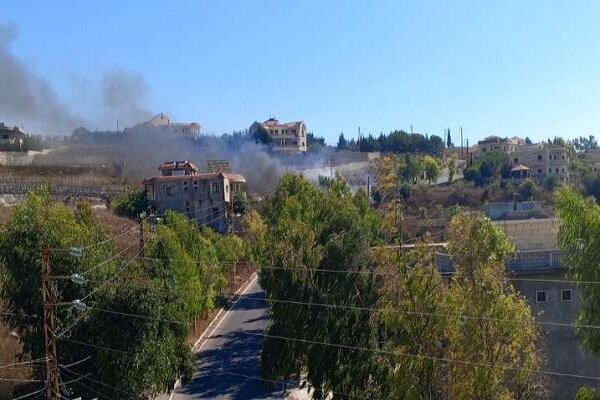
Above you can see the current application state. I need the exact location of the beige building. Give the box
[514,143,569,182]
[143,161,246,233]
[494,218,558,251]
[125,113,201,138]
[476,135,525,155]
[475,135,569,182]
[249,117,307,153]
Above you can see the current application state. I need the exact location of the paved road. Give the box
[171,276,284,400]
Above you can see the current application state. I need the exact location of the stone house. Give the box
[143,161,246,233]
[249,117,307,153]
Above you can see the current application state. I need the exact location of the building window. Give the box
[537,155,542,160]
[561,289,572,302]
[166,187,174,197]
[514,158,518,163]
[562,155,565,160]
[212,183,219,193]
[537,169,542,174]
[536,290,547,303]
[549,168,552,174]
[556,168,559,173]
[212,207,220,216]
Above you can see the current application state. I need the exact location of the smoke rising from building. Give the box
[101,69,152,129]
[0,23,153,134]
[0,23,83,134]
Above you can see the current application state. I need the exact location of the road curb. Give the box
[167,271,259,400]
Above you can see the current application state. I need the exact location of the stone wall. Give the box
[494,218,558,250]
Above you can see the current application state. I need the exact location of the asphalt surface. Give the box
[171,276,284,400]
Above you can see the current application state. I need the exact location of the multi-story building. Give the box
[142,161,246,233]
[0,122,27,151]
[125,113,201,139]
[476,135,525,155]
[249,117,307,153]
[475,135,570,182]
[514,143,570,182]
[435,203,600,398]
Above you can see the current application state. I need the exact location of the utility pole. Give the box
[366,175,370,201]
[330,159,335,180]
[460,126,464,157]
[41,245,60,400]
[139,217,144,262]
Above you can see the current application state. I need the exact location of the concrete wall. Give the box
[494,218,558,250]
[513,277,600,399]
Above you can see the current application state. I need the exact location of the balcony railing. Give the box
[435,249,564,275]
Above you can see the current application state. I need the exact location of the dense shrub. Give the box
[112,190,148,218]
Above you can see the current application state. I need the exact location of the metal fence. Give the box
[435,249,564,275]
[0,182,116,198]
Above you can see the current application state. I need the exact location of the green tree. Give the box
[422,155,441,185]
[556,188,600,355]
[445,213,544,399]
[519,178,539,201]
[448,157,457,185]
[374,155,400,202]
[232,192,248,215]
[399,154,424,184]
[112,189,148,219]
[337,132,348,150]
[259,174,380,399]
[0,190,117,368]
[0,191,227,399]
[576,387,600,400]
[375,243,447,399]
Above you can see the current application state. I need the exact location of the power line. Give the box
[60,284,600,332]
[0,377,45,382]
[59,370,106,399]
[139,258,599,287]
[242,294,600,331]
[50,225,138,253]
[220,369,371,399]
[59,338,136,356]
[239,330,600,382]
[79,242,137,276]
[10,386,46,400]
[79,247,143,303]
[87,307,184,325]
[0,357,49,369]
[60,365,136,398]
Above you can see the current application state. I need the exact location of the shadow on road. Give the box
[176,285,283,399]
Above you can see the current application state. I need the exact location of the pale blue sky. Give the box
[3,1,600,144]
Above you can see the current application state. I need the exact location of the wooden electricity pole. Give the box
[41,245,60,400]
